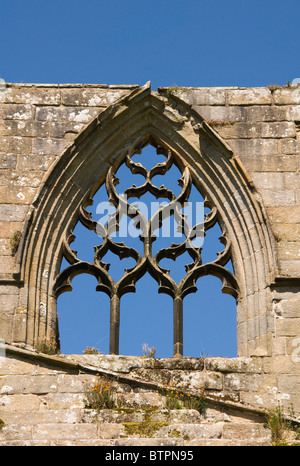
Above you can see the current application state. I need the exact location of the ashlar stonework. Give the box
[0,82,300,445]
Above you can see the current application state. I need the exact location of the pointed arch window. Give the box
[54,138,238,357]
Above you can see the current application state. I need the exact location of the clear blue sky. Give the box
[1,0,299,357]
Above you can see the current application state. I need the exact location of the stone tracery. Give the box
[54,139,238,357]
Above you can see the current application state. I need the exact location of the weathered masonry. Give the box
[0,82,300,418]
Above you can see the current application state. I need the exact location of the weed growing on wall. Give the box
[83,374,115,410]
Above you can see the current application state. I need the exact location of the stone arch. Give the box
[16,82,278,357]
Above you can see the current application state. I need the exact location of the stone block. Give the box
[205,357,262,373]
[277,242,300,261]
[97,423,125,439]
[240,155,297,173]
[272,336,287,355]
[12,313,27,343]
[284,172,300,189]
[280,138,299,155]
[0,375,58,394]
[61,88,128,107]
[69,354,143,373]
[0,136,32,155]
[278,300,300,319]
[288,105,300,120]
[267,206,300,224]
[42,393,85,410]
[224,373,265,392]
[227,88,272,105]
[260,121,296,138]
[17,154,55,171]
[0,186,37,204]
[0,238,11,255]
[48,121,84,138]
[0,170,43,189]
[33,138,68,156]
[251,172,285,189]
[279,260,300,276]
[158,422,223,440]
[276,317,300,337]
[194,104,291,125]
[36,106,101,123]
[0,424,32,441]
[214,122,261,139]
[0,104,35,120]
[0,154,17,169]
[227,138,278,157]
[0,394,40,412]
[272,223,300,242]
[32,423,97,441]
[0,119,49,138]
[222,422,271,441]
[0,256,16,276]
[278,374,300,394]
[0,408,82,426]
[273,87,300,105]
[4,87,61,106]
[172,370,223,391]
[258,188,295,206]
[174,88,226,106]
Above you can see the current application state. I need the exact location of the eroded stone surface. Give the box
[0,84,300,445]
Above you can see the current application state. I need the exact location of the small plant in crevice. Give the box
[83,346,102,355]
[0,419,5,430]
[10,230,21,256]
[166,86,179,97]
[34,333,59,355]
[83,374,115,410]
[264,403,300,445]
[160,382,207,415]
[142,343,157,358]
[267,81,300,93]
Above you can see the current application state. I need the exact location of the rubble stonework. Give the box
[0,83,300,442]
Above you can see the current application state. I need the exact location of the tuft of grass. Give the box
[166,86,179,97]
[10,230,21,256]
[160,382,207,414]
[83,374,115,410]
[34,333,59,355]
[265,403,300,446]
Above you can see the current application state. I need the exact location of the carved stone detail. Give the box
[54,139,238,356]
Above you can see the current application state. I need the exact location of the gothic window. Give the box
[54,139,238,357]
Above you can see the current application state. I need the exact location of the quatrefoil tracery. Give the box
[54,142,238,356]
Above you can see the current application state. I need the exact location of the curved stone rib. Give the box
[63,231,79,265]
[53,261,114,298]
[79,199,98,232]
[179,262,239,299]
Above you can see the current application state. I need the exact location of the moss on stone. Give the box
[122,420,168,437]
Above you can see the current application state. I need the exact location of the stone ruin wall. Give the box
[0,82,300,415]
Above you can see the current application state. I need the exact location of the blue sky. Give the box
[1,0,299,357]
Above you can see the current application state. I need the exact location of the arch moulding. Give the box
[15,82,278,358]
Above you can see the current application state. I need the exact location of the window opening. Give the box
[184,275,237,357]
[55,140,238,357]
[58,274,110,354]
